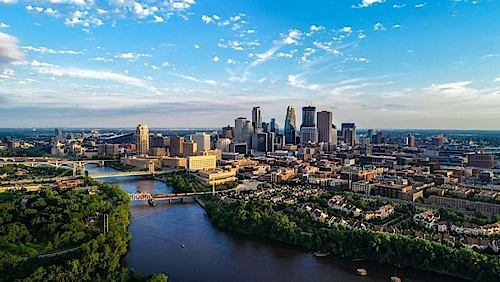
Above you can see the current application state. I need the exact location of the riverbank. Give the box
[203,198,497,282]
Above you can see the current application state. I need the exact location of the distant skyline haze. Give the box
[0,0,499,129]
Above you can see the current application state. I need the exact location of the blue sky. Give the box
[0,0,499,129]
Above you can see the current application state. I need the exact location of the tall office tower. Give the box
[191,132,210,153]
[284,106,297,144]
[262,122,269,133]
[341,123,356,147]
[182,140,197,157]
[270,118,279,134]
[54,128,63,142]
[252,132,268,152]
[234,117,247,142]
[300,127,318,144]
[242,121,254,148]
[216,138,231,152]
[317,111,333,143]
[332,124,337,145]
[301,106,316,128]
[221,125,233,139]
[407,135,415,147]
[135,124,150,155]
[170,136,184,157]
[252,106,262,132]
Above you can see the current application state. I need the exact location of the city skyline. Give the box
[0,0,499,129]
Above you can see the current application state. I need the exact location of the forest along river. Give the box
[85,164,466,282]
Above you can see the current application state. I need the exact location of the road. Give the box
[37,246,81,258]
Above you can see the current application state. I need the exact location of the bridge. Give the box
[89,166,179,178]
[128,191,214,203]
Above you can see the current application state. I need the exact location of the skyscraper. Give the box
[341,123,356,147]
[234,117,247,142]
[317,111,333,143]
[242,120,254,148]
[270,118,279,134]
[252,106,262,132]
[191,132,210,153]
[284,106,296,144]
[135,124,149,155]
[301,106,316,128]
[182,140,197,157]
[170,136,184,157]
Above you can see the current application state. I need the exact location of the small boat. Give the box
[181,245,185,248]
[390,276,401,282]
[313,252,331,257]
[356,268,367,276]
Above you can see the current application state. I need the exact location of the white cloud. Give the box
[194,44,199,49]
[494,78,500,82]
[415,3,427,8]
[30,60,55,67]
[92,57,113,62]
[352,0,386,8]
[392,24,401,28]
[393,4,406,8]
[358,33,366,39]
[0,68,14,79]
[22,1,196,28]
[22,46,82,55]
[480,54,498,59]
[0,32,24,65]
[287,74,323,90]
[115,52,151,60]
[373,22,386,31]
[283,29,302,45]
[341,26,352,33]
[201,15,212,24]
[213,56,219,62]
[0,0,18,3]
[153,15,164,22]
[177,73,217,85]
[0,23,9,28]
[227,59,234,64]
[38,66,150,89]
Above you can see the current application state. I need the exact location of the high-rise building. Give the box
[135,124,149,155]
[317,111,333,143]
[191,132,210,153]
[300,127,318,144]
[242,121,254,148]
[216,138,231,152]
[301,106,316,128]
[170,136,184,157]
[221,125,233,139]
[284,106,296,144]
[341,123,356,147]
[182,140,197,157]
[408,135,415,147]
[270,118,279,134]
[234,117,247,142]
[252,107,262,132]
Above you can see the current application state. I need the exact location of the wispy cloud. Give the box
[114,52,152,61]
[37,66,152,89]
[0,23,9,28]
[176,73,217,85]
[22,46,83,55]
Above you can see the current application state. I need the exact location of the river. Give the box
[85,164,466,282]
